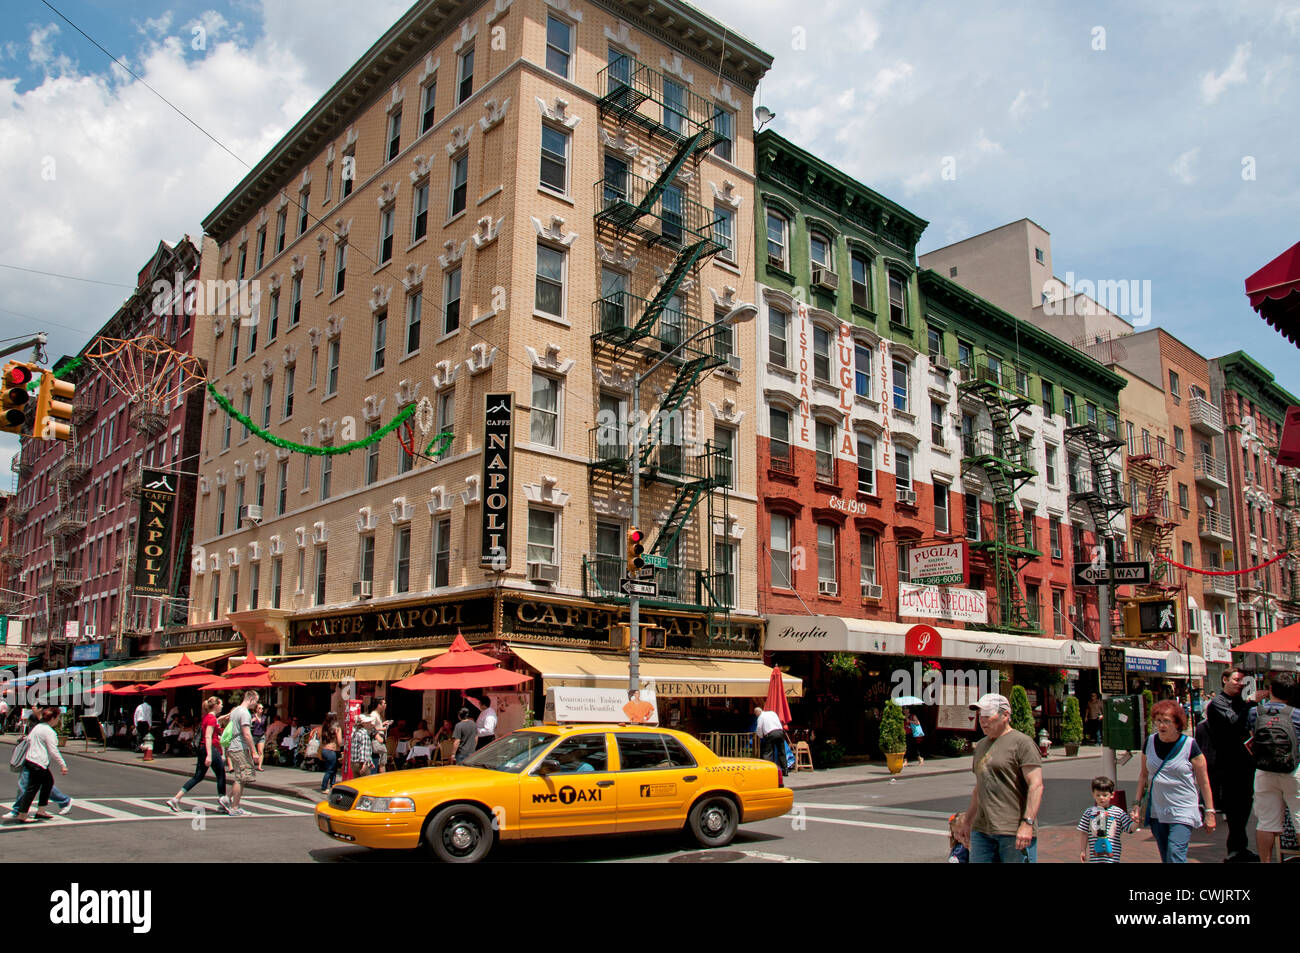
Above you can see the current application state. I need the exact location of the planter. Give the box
[1065,743,1080,757]
[885,752,906,774]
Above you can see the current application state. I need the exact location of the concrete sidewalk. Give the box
[782,744,1105,790]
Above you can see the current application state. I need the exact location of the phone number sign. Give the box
[908,542,968,586]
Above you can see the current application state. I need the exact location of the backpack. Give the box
[1251,704,1299,774]
[221,720,235,749]
[8,736,29,773]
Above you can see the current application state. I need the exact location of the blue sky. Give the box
[1,0,1298,466]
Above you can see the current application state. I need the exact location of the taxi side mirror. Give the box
[536,758,561,776]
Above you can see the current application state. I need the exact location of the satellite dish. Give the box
[1203,496,1214,509]
[754,105,776,130]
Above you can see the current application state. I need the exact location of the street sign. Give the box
[1072,561,1151,587]
[1099,646,1127,695]
[621,578,658,597]
[642,553,669,569]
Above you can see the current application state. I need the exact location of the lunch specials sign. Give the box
[481,393,514,569]
[134,469,178,597]
[907,542,967,586]
[898,583,988,624]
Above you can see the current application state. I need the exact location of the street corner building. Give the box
[179,0,798,732]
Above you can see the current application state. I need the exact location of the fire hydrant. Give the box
[1036,728,1051,758]
[141,732,155,761]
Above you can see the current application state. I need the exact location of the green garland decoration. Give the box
[206,381,417,456]
[25,354,85,390]
[425,430,454,459]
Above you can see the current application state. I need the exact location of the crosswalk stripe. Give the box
[236,800,304,816]
[257,794,319,810]
[70,800,138,819]
[795,802,955,819]
[789,813,950,837]
[118,798,176,814]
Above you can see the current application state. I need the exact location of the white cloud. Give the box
[1276,4,1300,35]
[140,13,174,36]
[28,24,74,75]
[1171,147,1200,184]
[1201,42,1251,104]
[1008,86,1049,121]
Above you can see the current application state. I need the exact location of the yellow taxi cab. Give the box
[315,724,793,862]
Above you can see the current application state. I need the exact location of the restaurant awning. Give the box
[268,648,444,683]
[508,645,803,698]
[1246,240,1300,346]
[1230,620,1300,656]
[102,649,240,683]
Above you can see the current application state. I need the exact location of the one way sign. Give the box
[1073,561,1151,586]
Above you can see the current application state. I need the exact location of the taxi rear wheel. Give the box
[688,795,738,848]
[425,804,494,863]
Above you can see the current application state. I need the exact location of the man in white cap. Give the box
[954,693,1043,863]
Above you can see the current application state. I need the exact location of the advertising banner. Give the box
[480,393,514,569]
[543,686,659,725]
[898,583,988,624]
[134,469,178,597]
[907,542,967,586]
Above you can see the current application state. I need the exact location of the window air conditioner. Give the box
[353,581,373,599]
[896,487,917,506]
[861,583,883,601]
[818,580,838,596]
[811,268,839,292]
[83,625,96,639]
[528,562,560,584]
[767,254,786,269]
[1052,548,1063,559]
[931,354,951,372]
[240,504,263,524]
[726,354,742,372]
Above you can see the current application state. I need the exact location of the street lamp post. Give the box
[627,303,757,692]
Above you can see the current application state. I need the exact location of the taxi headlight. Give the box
[356,796,416,813]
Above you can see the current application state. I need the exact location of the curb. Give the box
[786,748,1106,792]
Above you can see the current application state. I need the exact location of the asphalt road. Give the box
[7,742,1240,863]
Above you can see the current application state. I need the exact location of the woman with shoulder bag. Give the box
[1132,699,1216,863]
[5,708,67,822]
[166,697,226,814]
[318,713,342,793]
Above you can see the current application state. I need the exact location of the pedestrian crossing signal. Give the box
[0,362,34,434]
[627,527,646,575]
[33,371,75,441]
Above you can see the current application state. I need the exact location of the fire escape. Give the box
[958,358,1040,633]
[1127,446,1180,596]
[43,427,91,638]
[582,54,735,642]
[1279,476,1300,615]
[1066,416,1129,635]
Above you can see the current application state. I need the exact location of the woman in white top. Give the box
[6,707,68,823]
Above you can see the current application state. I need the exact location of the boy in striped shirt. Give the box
[1078,776,1136,862]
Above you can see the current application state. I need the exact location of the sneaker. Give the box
[2,812,19,821]
[58,800,73,816]
[218,796,233,814]
[164,798,181,814]
[230,807,250,817]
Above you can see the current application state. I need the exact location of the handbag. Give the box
[1144,735,1187,824]
[8,736,29,773]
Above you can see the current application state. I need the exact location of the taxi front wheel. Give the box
[688,796,738,848]
[425,804,494,863]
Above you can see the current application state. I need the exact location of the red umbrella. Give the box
[198,671,304,691]
[1230,621,1300,655]
[764,665,793,727]
[147,652,219,692]
[392,634,532,691]
[420,633,499,670]
[158,653,215,678]
[111,683,164,696]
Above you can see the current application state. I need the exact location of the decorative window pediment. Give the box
[525,344,575,376]
[268,534,284,556]
[466,342,497,375]
[261,360,275,381]
[294,526,308,549]
[248,541,263,563]
[710,81,742,111]
[325,315,344,339]
[597,241,638,270]
[710,399,745,426]
[418,54,439,86]
[385,84,404,115]
[317,419,338,444]
[479,97,510,133]
[227,547,241,568]
[710,180,743,209]
[599,128,638,160]
[410,154,432,183]
[446,125,472,156]
[396,379,421,407]
[523,475,570,508]
[362,395,386,423]
[461,474,481,506]
[531,214,578,247]
[660,54,694,85]
[537,97,581,129]
[390,497,414,524]
[543,0,583,20]
[472,216,503,250]
[192,545,206,574]
[603,21,640,54]
[333,219,351,244]
[377,181,399,208]
[289,254,305,277]
[282,344,298,367]
[439,239,468,269]
[253,450,268,472]
[312,521,328,545]
[369,285,392,313]
[487,0,512,24]
[233,459,248,481]
[402,263,427,293]
[427,486,454,515]
[356,506,378,533]
[452,17,477,53]
[595,367,634,394]
[431,360,460,389]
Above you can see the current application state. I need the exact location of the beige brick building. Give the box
[188,0,777,725]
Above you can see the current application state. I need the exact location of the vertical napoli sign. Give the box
[481,393,514,569]
[134,469,177,596]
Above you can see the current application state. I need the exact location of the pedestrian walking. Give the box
[1077,775,1136,863]
[954,693,1043,863]
[5,708,68,822]
[11,709,73,816]
[906,711,925,765]
[318,713,342,792]
[753,705,787,772]
[350,709,374,778]
[222,690,258,816]
[358,698,391,774]
[166,696,226,813]
[133,697,154,751]
[251,703,268,771]
[452,707,478,764]
[1244,672,1300,864]
[1132,699,1216,863]
[1084,692,1104,745]
[1205,666,1258,862]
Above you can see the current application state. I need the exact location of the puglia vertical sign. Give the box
[134,469,177,596]
[481,393,514,569]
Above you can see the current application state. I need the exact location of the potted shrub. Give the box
[943,736,970,757]
[1062,696,1083,756]
[1010,686,1035,739]
[1142,689,1155,732]
[879,700,907,774]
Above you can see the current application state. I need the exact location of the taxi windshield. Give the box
[462,731,556,773]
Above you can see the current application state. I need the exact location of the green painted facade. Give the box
[1214,350,1300,426]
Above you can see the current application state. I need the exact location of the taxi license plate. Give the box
[317,815,331,834]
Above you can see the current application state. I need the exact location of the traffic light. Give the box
[1,362,35,434]
[626,527,646,576]
[33,370,75,441]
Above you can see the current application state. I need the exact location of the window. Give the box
[444,267,461,334]
[662,78,686,134]
[817,524,837,587]
[314,548,327,606]
[261,380,272,429]
[850,251,870,308]
[379,207,395,263]
[276,460,288,514]
[892,359,909,412]
[1063,392,1076,426]
[240,391,251,440]
[302,450,311,491]
[360,535,375,590]
[275,208,287,254]
[364,424,380,485]
[437,389,454,449]
[535,244,565,317]
[386,108,402,162]
[268,292,279,341]
[766,210,788,268]
[326,339,340,395]
[271,558,282,609]
[888,271,907,325]
[222,411,231,450]
[815,420,835,481]
[256,470,266,509]
[372,309,387,372]
[1035,247,1045,264]
[457,46,474,105]
[602,153,628,205]
[394,527,411,594]
[1169,370,1181,401]
[540,125,569,194]
[433,518,451,588]
[450,153,469,216]
[1052,590,1065,634]
[282,365,295,418]
[216,486,226,535]
[1182,541,1193,567]
[333,241,347,296]
[1023,507,1036,551]
[857,434,875,495]
[860,533,878,589]
[526,508,557,565]
[813,326,832,383]
[420,77,437,133]
[1025,583,1039,625]
[320,453,332,500]
[255,227,266,271]
[935,482,950,534]
[770,408,791,471]
[965,493,980,540]
[927,327,943,362]
[1178,483,1190,513]
[342,149,355,198]
[1041,381,1053,417]
[660,185,683,244]
[1016,365,1029,395]
[810,233,831,270]
[405,291,422,355]
[770,513,792,588]
[531,373,559,447]
[714,540,736,607]
[211,573,220,621]
[710,104,735,161]
[1174,426,1185,453]
[237,244,247,281]
[714,424,735,489]
[931,401,945,446]
[1045,444,1058,485]
[854,343,872,397]
[248,563,260,610]
[545,15,572,77]
[896,450,912,491]
[298,187,310,236]
[713,205,734,261]
[768,307,789,367]
[317,249,326,293]
[290,275,302,326]
[229,321,240,370]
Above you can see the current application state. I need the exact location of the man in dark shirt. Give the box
[1205,667,1257,862]
[452,707,478,764]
